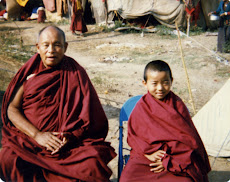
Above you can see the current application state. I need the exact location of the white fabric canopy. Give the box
[193,79,230,157]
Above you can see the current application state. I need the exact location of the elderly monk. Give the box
[0,25,116,182]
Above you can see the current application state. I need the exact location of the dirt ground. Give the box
[0,20,230,182]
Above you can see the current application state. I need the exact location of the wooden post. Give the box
[104,0,108,25]
[187,14,190,37]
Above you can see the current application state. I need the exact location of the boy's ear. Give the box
[171,77,174,83]
[142,80,147,87]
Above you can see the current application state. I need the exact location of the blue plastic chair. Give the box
[118,95,142,180]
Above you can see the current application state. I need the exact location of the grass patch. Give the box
[98,20,126,33]
[223,42,230,53]
[91,76,103,85]
[0,30,34,63]
[0,27,35,98]
[216,66,230,77]
[155,25,177,39]
[0,70,14,91]
[57,18,70,25]
[91,73,120,95]
[98,20,150,34]
[187,26,205,36]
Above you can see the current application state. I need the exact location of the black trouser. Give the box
[217,17,230,52]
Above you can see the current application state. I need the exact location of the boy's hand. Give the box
[144,150,166,162]
[145,150,166,173]
[149,160,165,173]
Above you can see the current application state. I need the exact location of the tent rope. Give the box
[185,34,227,63]
[175,22,196,115]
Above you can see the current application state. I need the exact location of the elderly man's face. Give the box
[36,27,68,68]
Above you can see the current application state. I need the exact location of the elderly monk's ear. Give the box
[36,43,41,54]
[64,42,68,53]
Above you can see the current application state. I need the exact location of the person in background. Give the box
[37,7,46,23]
[70,0,88,36]
[120,60,211,182]
[0,25,116,182]
[208,0,230,52]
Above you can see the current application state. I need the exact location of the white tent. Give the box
[192,78,230,157]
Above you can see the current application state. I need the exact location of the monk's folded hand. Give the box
[149,160,165,173]
[144,150,166,162]
[51,133,68,155]
[34,131,64,154]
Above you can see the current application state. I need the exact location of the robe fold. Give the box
[0,53,116,182]
[120,92,210,182]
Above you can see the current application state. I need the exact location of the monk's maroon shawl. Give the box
[0,53,116,181]
[120,92,210,182]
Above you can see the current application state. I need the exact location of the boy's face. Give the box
[143,70,172,100]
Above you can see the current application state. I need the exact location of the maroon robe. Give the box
[0,53,116,182]
[120,92,211,182]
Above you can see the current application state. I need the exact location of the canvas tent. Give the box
[84,0,108,24]
[192,78,230,157]
[5,0,220,29]
[107,0,186,28]
[107,0,220,29]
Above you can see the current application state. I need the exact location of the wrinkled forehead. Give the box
[38,27,65,43]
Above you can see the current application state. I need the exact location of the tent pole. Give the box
[104,0,108,25]
[175,22,196,115]
[67,0,72,23]
[187,14,190,37]
[143,15,151,29]
[182,0,190,36]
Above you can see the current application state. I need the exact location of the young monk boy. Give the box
[120,60,211,182]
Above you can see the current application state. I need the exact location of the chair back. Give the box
[118,95,142,180]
